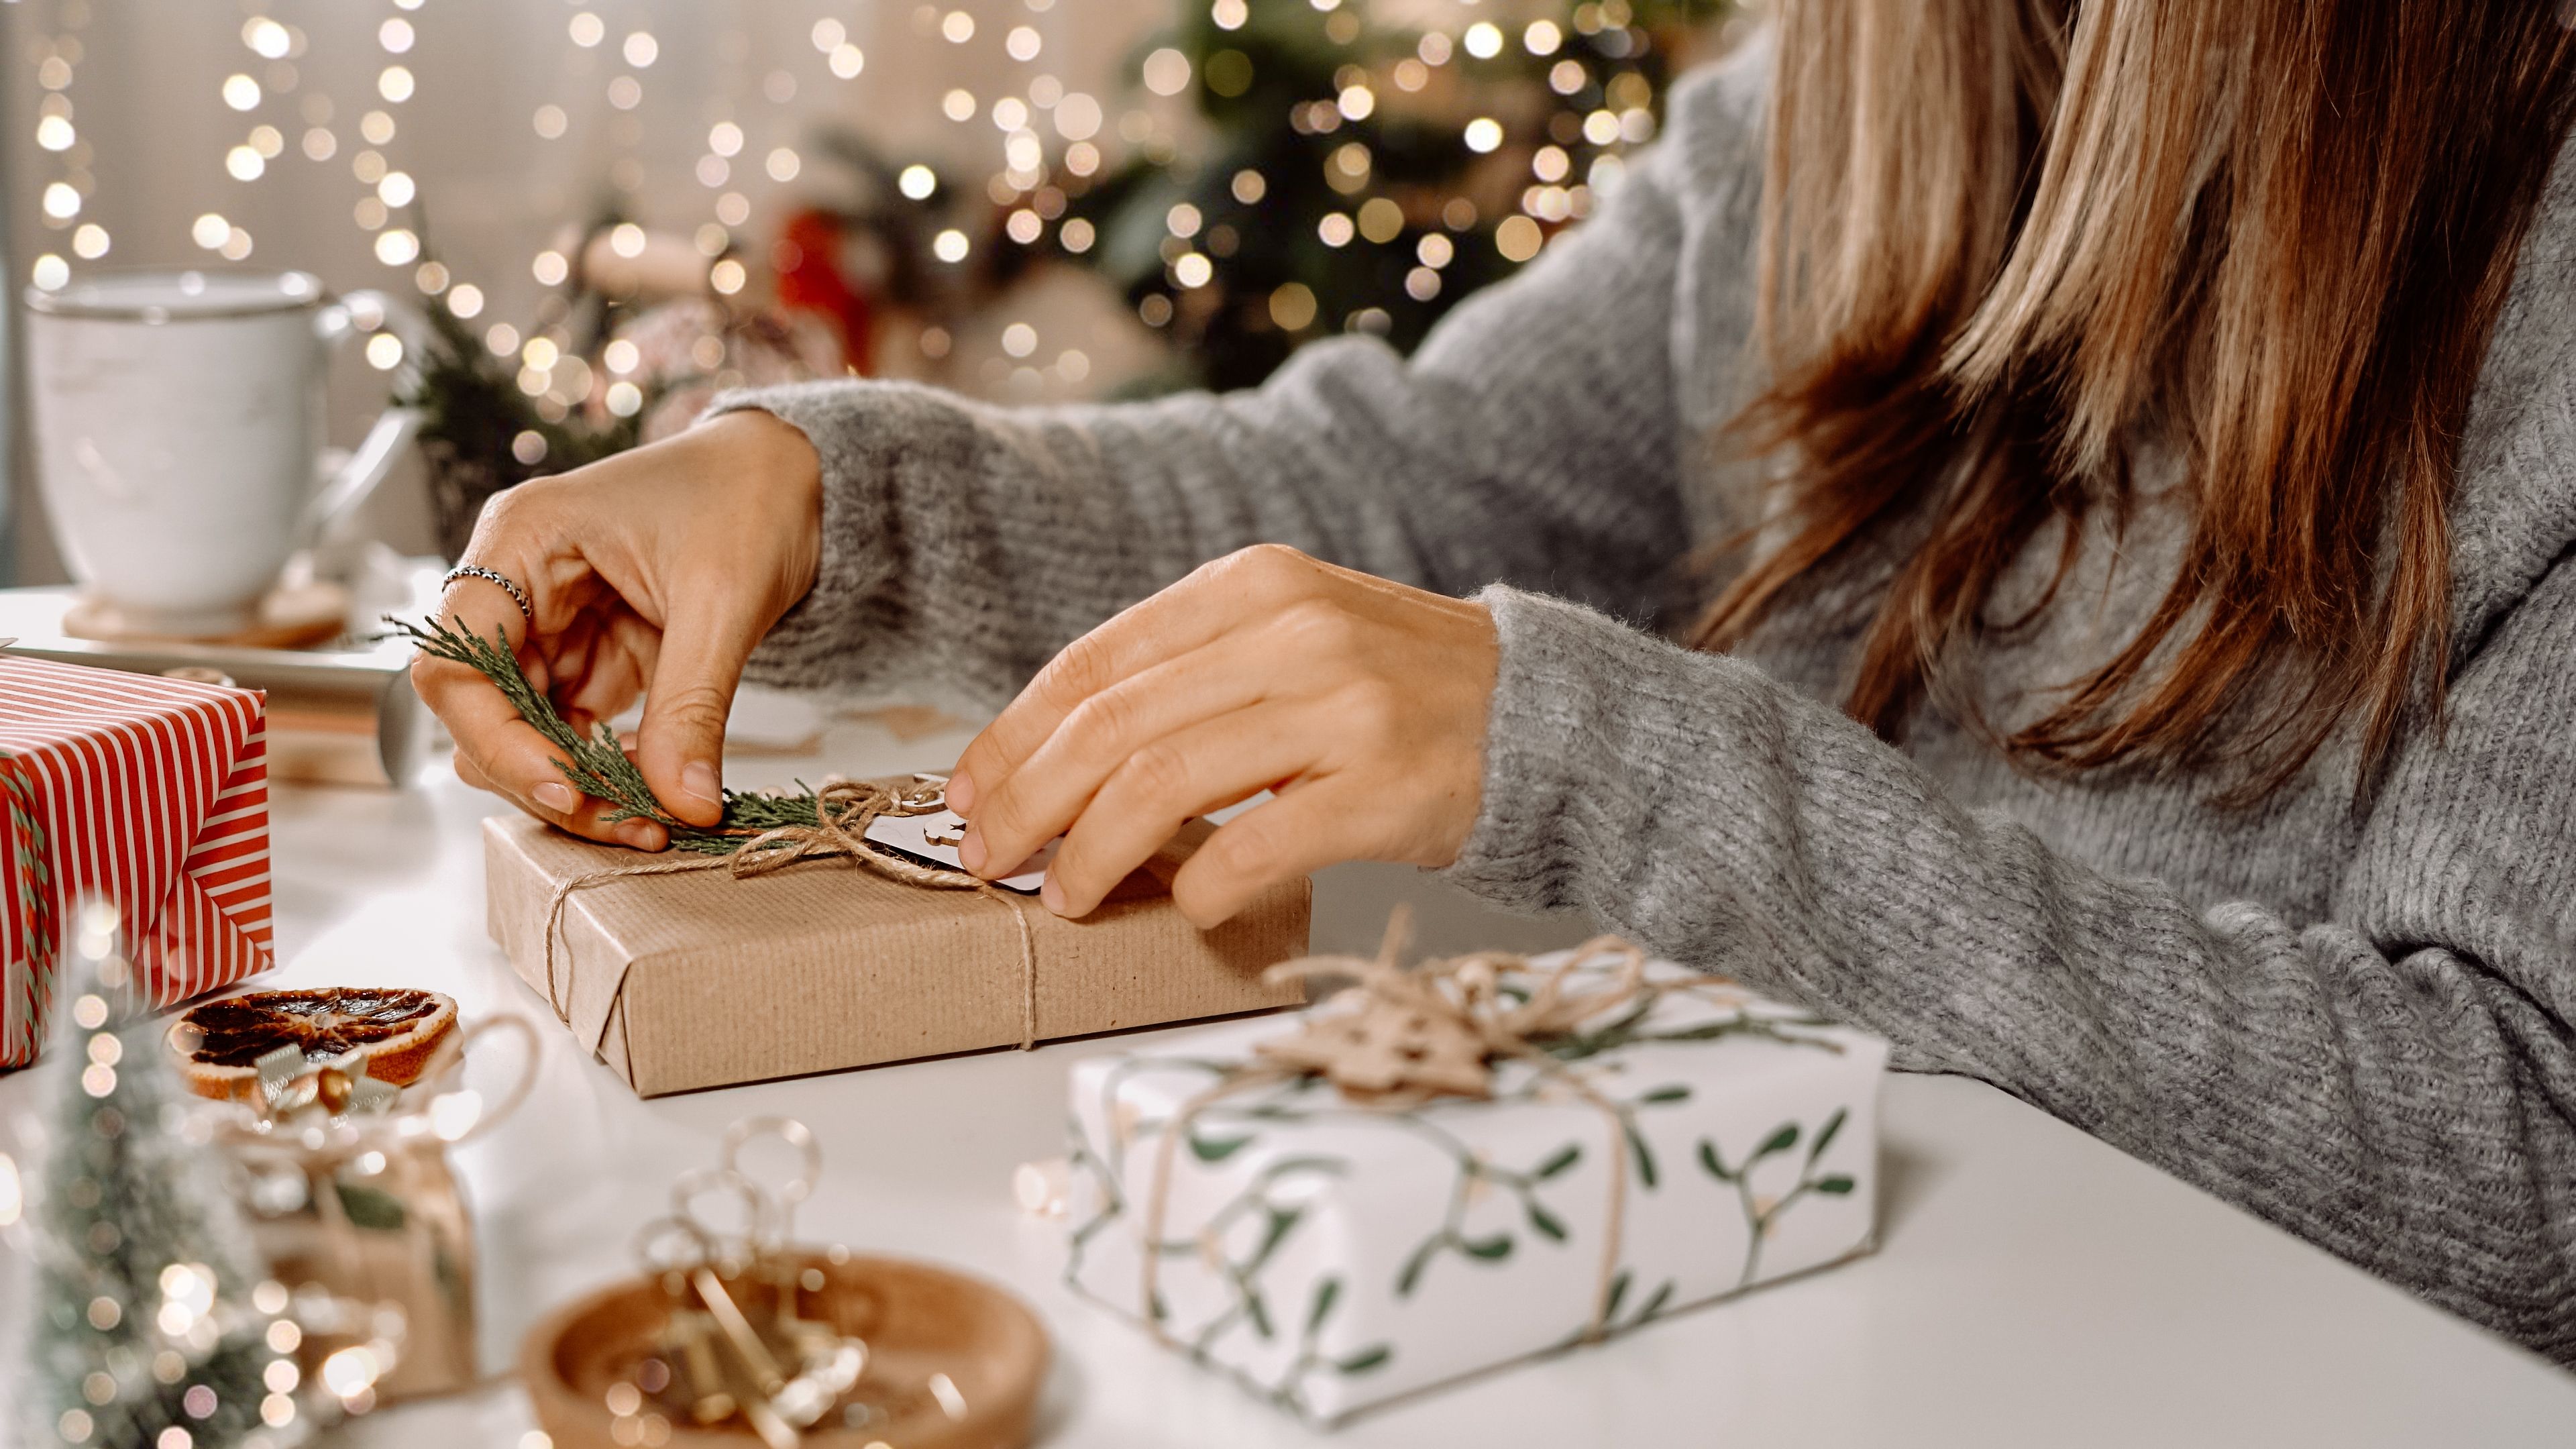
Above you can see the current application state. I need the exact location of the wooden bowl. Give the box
[521,1252,1047,1449]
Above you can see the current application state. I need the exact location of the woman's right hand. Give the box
[409,408,823,849]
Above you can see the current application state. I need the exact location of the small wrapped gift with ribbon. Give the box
[1060,917,1888,1426]
[482,775,1309,1097]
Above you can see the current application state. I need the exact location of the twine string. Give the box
[540,777,1042,1052]
[1137,912,1665,1349]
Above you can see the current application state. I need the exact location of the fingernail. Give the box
[682,761,722,805]
[958,828,987,873]
[1040,873,1070,916]
[619,818,662,850]
[533,782,577,813]
[946,771,977,814]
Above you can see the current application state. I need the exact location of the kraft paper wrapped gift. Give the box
[1061,944,1887,1426]
[483,803,1309,1097]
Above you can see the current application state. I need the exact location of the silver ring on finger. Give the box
[441,564,535,623]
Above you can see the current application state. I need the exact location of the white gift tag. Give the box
[862,803,1055,895]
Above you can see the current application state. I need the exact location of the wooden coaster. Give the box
[522,1252,1048,1449]
[62,578,351,651]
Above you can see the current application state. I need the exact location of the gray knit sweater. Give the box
[719,42,2576,1362]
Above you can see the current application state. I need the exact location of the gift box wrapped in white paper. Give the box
[1062,938,1889,1426]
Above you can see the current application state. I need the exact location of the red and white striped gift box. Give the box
[0,655,274,1065]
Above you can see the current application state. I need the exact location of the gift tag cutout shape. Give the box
[863,806,1055,896]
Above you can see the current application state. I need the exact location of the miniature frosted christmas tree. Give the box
[21,899,283,1449]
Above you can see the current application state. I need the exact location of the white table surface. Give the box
[7,707,2573,1447]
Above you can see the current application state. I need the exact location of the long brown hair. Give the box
[1694,0,2576,797]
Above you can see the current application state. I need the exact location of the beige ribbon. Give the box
[541,777,1042,1051]
[1137,912,1671,1348]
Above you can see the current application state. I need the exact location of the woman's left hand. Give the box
[945,544,1498,926]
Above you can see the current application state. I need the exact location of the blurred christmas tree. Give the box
[22,904,280,1449]
[1059,0,1733,393]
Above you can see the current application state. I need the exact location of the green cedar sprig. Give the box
[388,614,821,855]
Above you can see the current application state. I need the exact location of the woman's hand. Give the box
[947,544,1498,927]
[409,410,822,849]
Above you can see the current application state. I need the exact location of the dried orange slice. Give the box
[168,987,458,1102]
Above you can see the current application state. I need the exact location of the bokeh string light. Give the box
[201,7,309,266]
[21,0,1717,418]
[25,0,93,291]
[358,0,425,375]
[972,0,1102,394]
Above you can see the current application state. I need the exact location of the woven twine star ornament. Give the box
[1255,986,1495,1102]
[1252,910,1651,1108]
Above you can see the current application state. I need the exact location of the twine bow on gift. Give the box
[540,777,1042,1049]
[392,619,1048,1053]
[1139,911,1676,1349]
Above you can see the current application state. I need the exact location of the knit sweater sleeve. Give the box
[1442,572,2576,1360]
[704,60,1758,707]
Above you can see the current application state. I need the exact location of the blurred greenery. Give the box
[1063,0,1731,394]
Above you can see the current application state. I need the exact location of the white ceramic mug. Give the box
[25,269,423,637]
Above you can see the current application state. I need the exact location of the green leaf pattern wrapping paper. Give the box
[1064,948,1889,1426]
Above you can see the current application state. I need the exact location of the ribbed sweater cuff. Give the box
[1442,584,1723,912]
